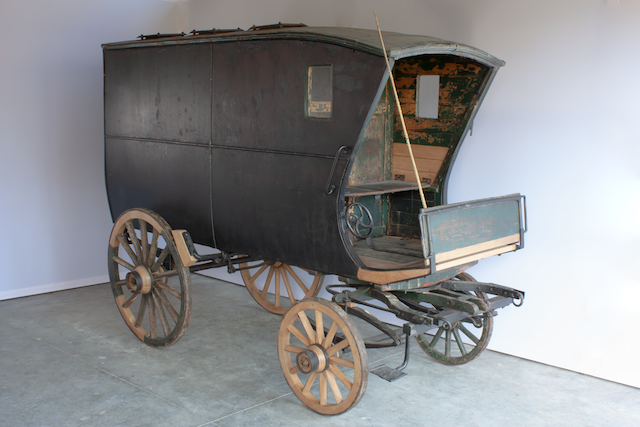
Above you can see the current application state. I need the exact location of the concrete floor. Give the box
[1,274,639,427]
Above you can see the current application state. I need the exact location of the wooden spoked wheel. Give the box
[108,208,192,347]
[239,261,323,315]
[415,272,493,365]
[278,298,368,415]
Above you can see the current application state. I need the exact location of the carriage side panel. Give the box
[104,45,214,244]
[209,40,386,275]
[104,44,211,144]
[105,139,212,244]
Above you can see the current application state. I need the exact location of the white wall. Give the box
[187,0,640,388]
[0,0,187,299]
[2,0,638,389]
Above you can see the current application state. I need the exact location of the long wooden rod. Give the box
[374,11,428,210]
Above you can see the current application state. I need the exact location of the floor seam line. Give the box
[28,335,212,424]
[368,349,406,367]
[209,392,294,424]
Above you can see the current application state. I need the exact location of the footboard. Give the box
[419,194,526,273]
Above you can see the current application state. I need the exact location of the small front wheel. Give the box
[277,298,368,415]
[415,272,493,365]
[240,262,323,315]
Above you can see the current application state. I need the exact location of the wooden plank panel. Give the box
[357,266,430,285]
[436,245,517,271]
[393,143,449,161]
[435,234,520,264]
[391,167,437,184]
[393,157,443,174]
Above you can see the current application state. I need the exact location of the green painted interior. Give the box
[393,55,488,208]
[347,55,489,240]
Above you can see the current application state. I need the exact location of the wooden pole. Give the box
[374,11,428,210]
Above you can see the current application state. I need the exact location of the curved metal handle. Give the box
[325,145,349,195]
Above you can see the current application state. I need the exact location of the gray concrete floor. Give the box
[1,274,639,427]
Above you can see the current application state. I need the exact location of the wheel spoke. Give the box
[282,271,296,306]
[151,246,170,272]
[328,364,352,389]
[325,369,343,404]
[154,281,181,299]
[284,345,306,354]
[148,229,160,267]
[287,324,310,347]
[329,356,354,369]
[122,291,140,308]
[154,293,171,336]
[140,220,149,265]
[302,371,318,396]
[250,264,269,282]
[452,326,467,355]
[115,280,126,288]
[429,326,445,349]
[289,365,300,375]
[315,310,324,344]
[241,262,322,315]
[319,372,327,406]
[113,256,136,272]
[458,322,480,344]
[322,322,338,348]
[445,329,451,357]
[117,235,139,266]
[274,268,281,309]
[135,294,149,327]
[284,264,309,294]
[297,311,316,343]
[153,269,179,280]
[148,295,157,339]
[154,288,179,323]
[260,267,275,299]
[326,338,350,356]
[125,221,143,261]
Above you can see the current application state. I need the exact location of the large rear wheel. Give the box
[108,208,192,347]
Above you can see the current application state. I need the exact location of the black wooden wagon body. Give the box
[103,25,526,415]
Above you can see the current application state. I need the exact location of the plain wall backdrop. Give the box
[1,0,638,389]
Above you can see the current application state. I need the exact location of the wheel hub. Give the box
[126,265,153,294]
[296,344,328,374]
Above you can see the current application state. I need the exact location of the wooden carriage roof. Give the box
[102,26,505,68]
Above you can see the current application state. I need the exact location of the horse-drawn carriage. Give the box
[103,23,526,415]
